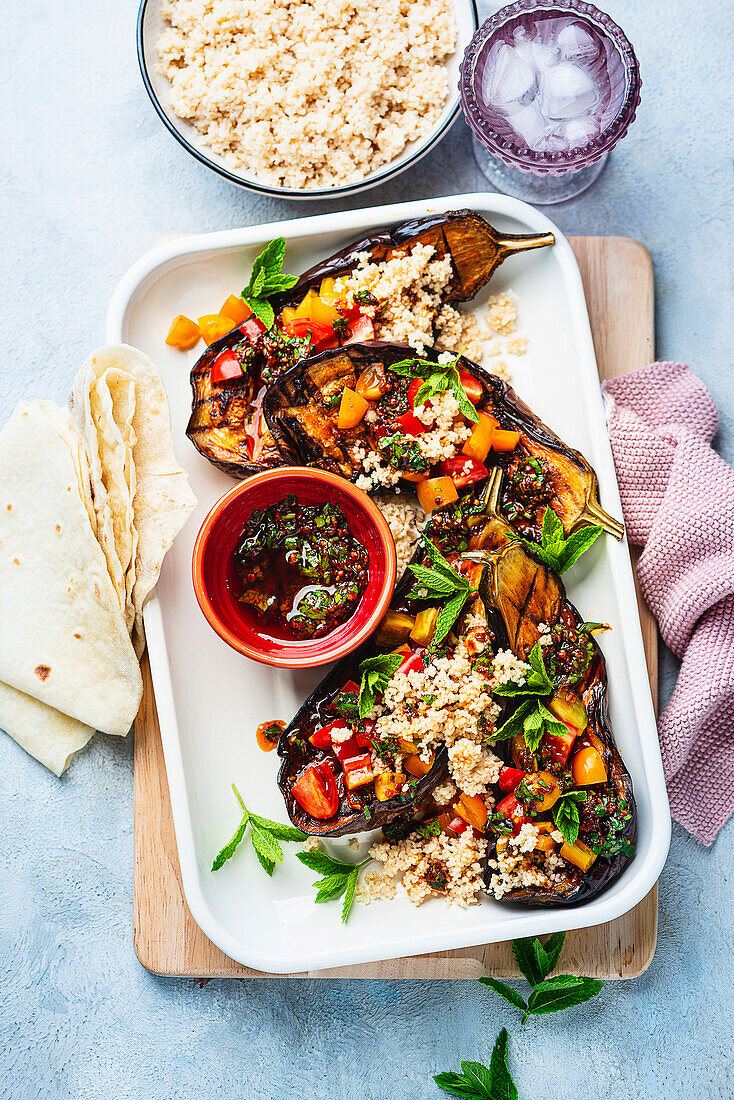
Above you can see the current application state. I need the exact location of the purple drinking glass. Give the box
[459,0,641,203]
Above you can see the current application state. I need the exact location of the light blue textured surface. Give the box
[1,2,732,1097]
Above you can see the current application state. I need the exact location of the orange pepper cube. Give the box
[165,314,200,351]
[220,295,251,325]
[198,314,236,346]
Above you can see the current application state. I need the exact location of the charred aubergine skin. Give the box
[465,478,635,906]
[186,210,554,481]
[277,631,449,837]
[265,341,623,539]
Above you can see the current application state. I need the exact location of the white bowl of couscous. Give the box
[137,0,478,198]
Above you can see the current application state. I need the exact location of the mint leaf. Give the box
[341,866,359,923]
[541,503,564,551]
[487,1030,517,1100]
[557,525,603,572]
[494,642,553,698]
[461,1062,495,1096]
[211,811,249,871]
[243,296,274,328]
[511,937,547,987]
[250,822,284,864]
[477,977,527,1013]
[433,1072,483,1099]
[552,791,588,846]
[250,267,266,298]
[252,236,286,282]
[433,589,470,645]
[358,652,404,717]
[407,563,459,598]
[252,846,275,876]
[492,699,537,742]
[296,850,355,876]
[524,975,603,1019]
[408,563,458,596]
[511,507,603,574]
[543,932,566,975]
[313,873,350,903]
[248,813,307,842]
[240,237,299,330]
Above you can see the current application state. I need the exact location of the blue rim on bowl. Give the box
[136,0,478,200]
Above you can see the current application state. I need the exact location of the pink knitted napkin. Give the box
[602,362,734,845]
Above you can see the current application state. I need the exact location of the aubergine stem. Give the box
[493,230,556,260]
[577,498,625,541]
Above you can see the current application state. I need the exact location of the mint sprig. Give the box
[407,536,475,645]
[493,642,553,698]
[478,933,603,1024]
[492,697,568,753]
[552,790,588,846]
[358,652,405,719]
[511,507,603,574]
[211,784,306,875]
[296,850,370,923]
[388,355,479,423]
[240,237,299,328]
[434,1029,517,1099]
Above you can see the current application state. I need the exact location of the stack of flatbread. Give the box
[0,345,196,775]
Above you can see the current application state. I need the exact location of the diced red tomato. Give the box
[240,316,267,341]
[448,815,469,835]
[210,350,243,384]
[397,649,426,677]
[291,762,339,819]
[498,767,526,794]
[438,455,489,489]
[342,752,374,791]
[458,370,483,405]
[393,411,426,436]
[496,794,530,836]
[342,315,375,344]
[542,723,578,767]
[309,718,347,750]
[283,318,337,351]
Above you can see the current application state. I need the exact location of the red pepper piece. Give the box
[283,318,337,351]
[393,411,426,437]
[210,350,243,384]
[341,752,374,791]
[309,718,347,750]
[240,316,266,341]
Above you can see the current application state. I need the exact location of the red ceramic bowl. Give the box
[192,468,397,668]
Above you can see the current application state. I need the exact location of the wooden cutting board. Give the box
[134,235,657,979]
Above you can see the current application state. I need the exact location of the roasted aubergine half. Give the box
[264,342,623,540]
[186,210,554,479]
[276,621,450,837]
[459,471,636,905]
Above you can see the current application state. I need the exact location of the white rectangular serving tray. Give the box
[107,193,671,974]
